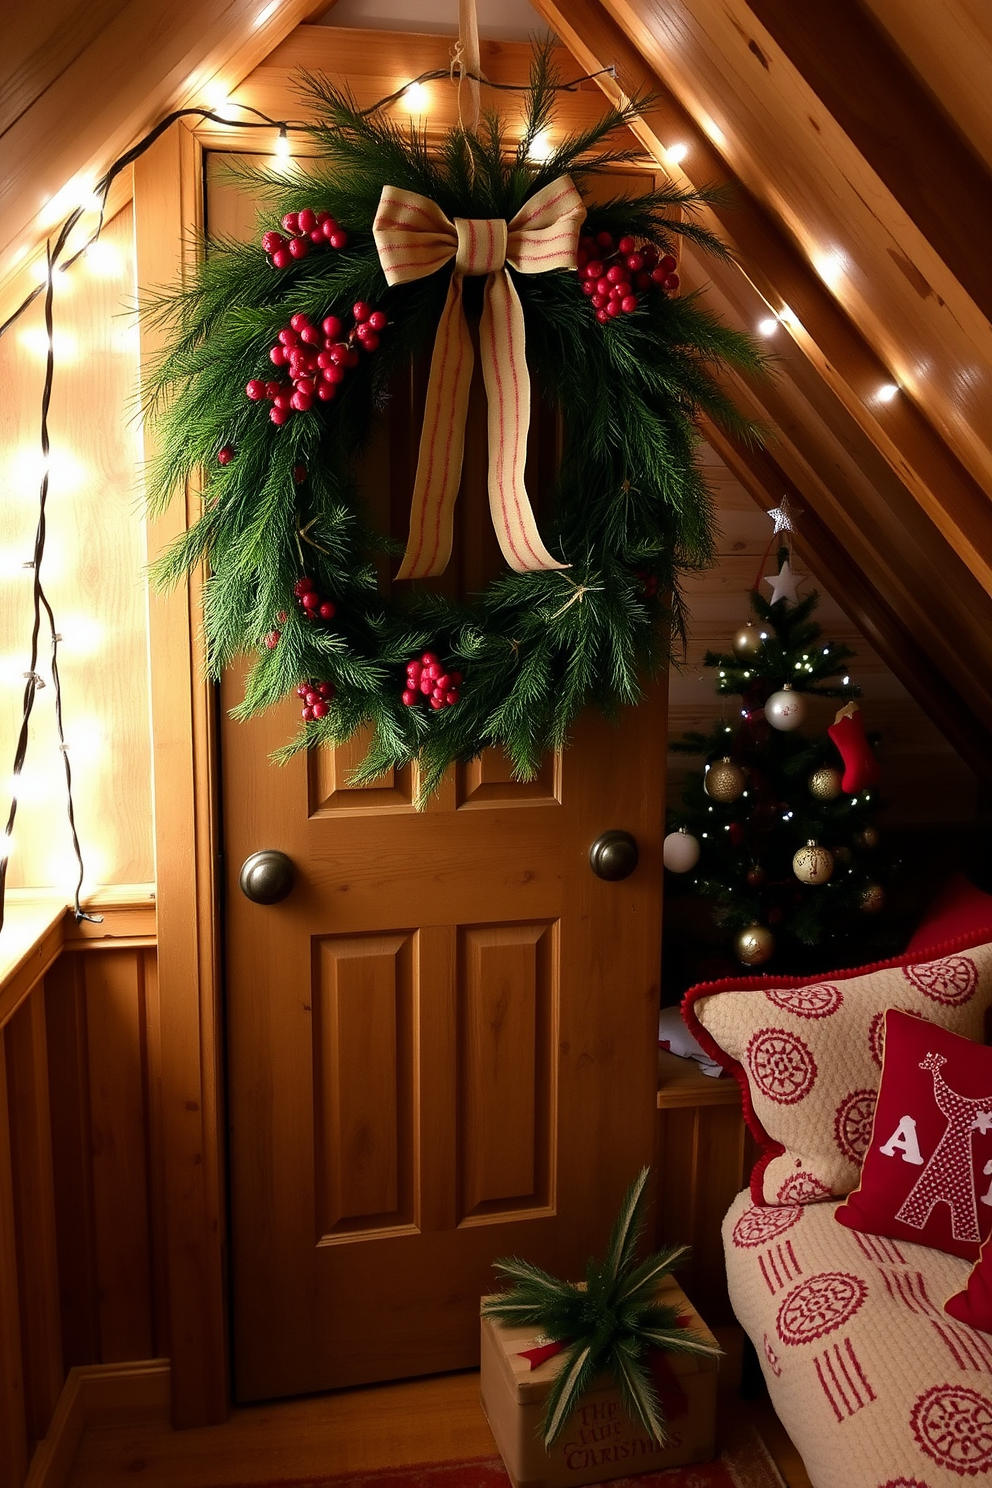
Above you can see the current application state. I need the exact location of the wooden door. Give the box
[211,156,665,1404]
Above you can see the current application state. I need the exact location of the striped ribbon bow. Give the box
[372,177,586,579]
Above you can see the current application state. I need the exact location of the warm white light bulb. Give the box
[6,770,47,805]
[527,129,553,163]
[666,143,689,164]
[757,318,779,336]
[0,549,33,581]
[40,175,96,228]
[274,128,292,160]
[877,383,899,403]
[813,249,846,288]
[18,326,76,362]
[205,82,238,120]
[402,82,429,113]
[59,613,106,657]
[83,239,123,279]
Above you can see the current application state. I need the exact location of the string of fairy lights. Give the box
[0,61,625,934]
[0,103,313,933]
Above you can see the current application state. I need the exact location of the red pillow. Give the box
[945,1233,992,1333]
[907,873,992,957]
[836,1010,992,1260]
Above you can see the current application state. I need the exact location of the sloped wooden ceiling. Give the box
[0,0,339,298]
[528,0,992,779]
[4,0,992,780]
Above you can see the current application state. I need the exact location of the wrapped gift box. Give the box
[479,1276,718,1488]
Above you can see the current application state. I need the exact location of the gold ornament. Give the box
[732,624,764,660]
[860,883,885,914]
[704,757,746,803]
[793,839,834,886]
[735,924,775,966]
[856,826,880,850]
[808,766,843,801]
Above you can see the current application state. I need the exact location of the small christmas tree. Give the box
[666,557,888,970]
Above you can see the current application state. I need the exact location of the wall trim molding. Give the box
[0,892,157,1033]
[24,1360,170,1488]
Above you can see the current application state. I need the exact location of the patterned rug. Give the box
[219,1421,786,1488]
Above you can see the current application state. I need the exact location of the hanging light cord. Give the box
[0,245,99,929]
[0,103,311,934]
[0,63,618,935]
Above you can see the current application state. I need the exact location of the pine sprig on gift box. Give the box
[482,1168,720,1448]
[142,46,765,799]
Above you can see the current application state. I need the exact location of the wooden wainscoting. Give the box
[0,891,160,1488]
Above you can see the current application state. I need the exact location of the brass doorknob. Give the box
[589,830,639,881]
[239,849,296,904]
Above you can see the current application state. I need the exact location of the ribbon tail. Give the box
[396,275,475,581]
[480,273,568,575]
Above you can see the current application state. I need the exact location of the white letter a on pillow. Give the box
[879,1115,925,1165]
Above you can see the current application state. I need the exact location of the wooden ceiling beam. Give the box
[598,0,992,500]
[745,0,992,327]
[529,0,992,595]
[0,0,341,310]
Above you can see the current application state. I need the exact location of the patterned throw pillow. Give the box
[684,940,992,1206]
[946,1233,992,1333]
[836,1011,992,1260]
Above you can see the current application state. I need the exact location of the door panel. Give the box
[313,932,415,1236]
[458,920,556,1219]
[211,151,666,1402]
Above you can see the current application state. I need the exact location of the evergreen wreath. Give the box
[143,50,763,801]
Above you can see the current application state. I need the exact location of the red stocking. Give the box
[828,703,880,794]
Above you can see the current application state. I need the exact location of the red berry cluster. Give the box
[635,569,659,598]
[577,231,680,324]
[293,575,336,624]
[245,303,388,426]
[295,679,335,721]
[402,652,462,711]
[217,444,235,465]
[261,209,348,269]
[263,608,289,650]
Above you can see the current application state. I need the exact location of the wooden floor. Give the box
[64,1329,813,1488]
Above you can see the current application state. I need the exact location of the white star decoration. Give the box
[972,1112,992,1135]
[764,558,803,606]
[768,495,800,534]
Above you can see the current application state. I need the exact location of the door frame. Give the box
[136,119,229,1428]
[135,29,668,1428]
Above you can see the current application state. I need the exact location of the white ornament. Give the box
[763,559,803,606]
[663,829,701,873]
[766,686,807,731]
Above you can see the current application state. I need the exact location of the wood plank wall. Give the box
[0,925,163,1488]
[0,203,153,892]
[668,441,980,826]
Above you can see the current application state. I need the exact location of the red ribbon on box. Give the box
[517,1321,691,1420]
